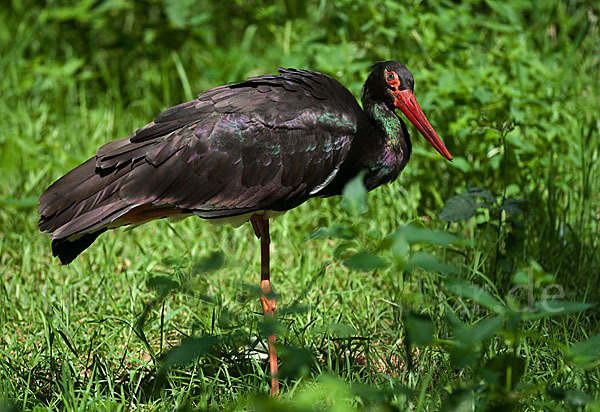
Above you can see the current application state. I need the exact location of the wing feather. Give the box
[39,68,364,258]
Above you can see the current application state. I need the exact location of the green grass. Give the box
[1,0,599,410]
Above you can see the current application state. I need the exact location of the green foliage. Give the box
[303,175,599,410]
[192,251,226,274]
[403,312,435,347]
[567,334,600,368]
[343,251,387,271]
[342,172,368,216]
[1,0,599,410]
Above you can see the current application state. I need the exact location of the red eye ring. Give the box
[385,69,400,88]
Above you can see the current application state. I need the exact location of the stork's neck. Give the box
[361,100,411,183]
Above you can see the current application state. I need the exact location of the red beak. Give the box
[393,89,452,161]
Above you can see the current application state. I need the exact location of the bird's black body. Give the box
[39,62,447,264]
[38,61,453,396]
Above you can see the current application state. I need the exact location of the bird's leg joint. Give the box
[260,279,277,314]
[250,214,270,243]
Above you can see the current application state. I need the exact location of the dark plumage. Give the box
[39,62,451,265]
[38,61,452,395]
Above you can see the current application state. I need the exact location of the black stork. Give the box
[38,61,452,396]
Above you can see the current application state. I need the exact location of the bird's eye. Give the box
[385,70,400,88]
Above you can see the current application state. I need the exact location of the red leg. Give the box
[250,214,279,396]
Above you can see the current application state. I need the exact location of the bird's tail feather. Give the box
[38,155,134,264]
[51,230,107,265]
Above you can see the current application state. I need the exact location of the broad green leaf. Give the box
[406,252,458,274]
[217,308,236,329]
[258,316,284,337]
[446,309,502,345]
[500,198,524,217]
[324,323,356,338]
[445,309,468,337]
[483,354,526,391]
[512,260,555,288]
[450,342,480,368]
[192,251,224,274]
[342,173,367,216]
[404,312,434,346]
[309,223,356,240]
[328,223,356,240]
[519,301,594,321]
[439,388,473,412]
[277,345,315,379]
[162,257,186,267]
[512,270,530,285]
[471,316,504,342]
[449,156,471,173]
[445,278,505,314]
[160,336,218,370]
[567,334,600,366]
[392,224,458,245]
[467,187,496,204]
[507,132,537,153]
[350,383,394,408]
[343,251,387,271]
[439,193,479,222]
[547,387,594,406]
[391,235,409,259]
[293,375,352,411]
[147,275,179,296]
[332,242,353,260]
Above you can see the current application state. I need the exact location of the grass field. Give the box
[1,0,599,410]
